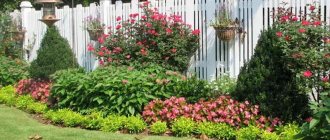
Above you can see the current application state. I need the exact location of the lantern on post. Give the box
[35,0,63,26]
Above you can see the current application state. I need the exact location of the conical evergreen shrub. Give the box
[232,27,310,122]
[29,26,79,79]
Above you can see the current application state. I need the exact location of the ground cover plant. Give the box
[89,2,200,73]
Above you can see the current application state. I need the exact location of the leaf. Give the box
[128,106,135,115]
[117,96,123,105]
[309,119,319,129]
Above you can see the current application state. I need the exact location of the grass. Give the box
[0,105,194,140]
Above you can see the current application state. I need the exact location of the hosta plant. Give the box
[89,1,200,72]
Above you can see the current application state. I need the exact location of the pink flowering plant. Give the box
[274,2,330,103]
[15,79,51,103]
[88,1,200,72]
[84,15,104,30]
[143,96,281,131]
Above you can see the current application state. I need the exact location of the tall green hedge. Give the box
[29,26,78,79]
[232,27,310,122]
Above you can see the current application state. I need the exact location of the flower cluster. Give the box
[15,79,51,103]
[88,1,200,72]
[143,96,281,131]
[274,2,330,102]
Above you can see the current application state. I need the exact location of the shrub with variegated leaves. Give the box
[15,79,51,103]
[143,96,281,131]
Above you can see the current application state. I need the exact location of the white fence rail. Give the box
[19,0,330,81]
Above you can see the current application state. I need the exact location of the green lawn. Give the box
[0,105,194,140]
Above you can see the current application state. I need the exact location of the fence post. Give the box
[115,0,123,20]
[20,1,33,60]
[100,0,111,33]
[131,0,139,14]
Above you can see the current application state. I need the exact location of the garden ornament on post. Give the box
[35,0,63,26]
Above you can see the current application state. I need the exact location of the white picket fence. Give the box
[19,0,330,81]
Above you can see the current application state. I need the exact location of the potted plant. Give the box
[210,3,240,41]
[85,16,104,41]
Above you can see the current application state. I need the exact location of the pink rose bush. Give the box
[15,79,51,103]
[89,1,199,72]
[274,2,330,103]
[143,96,281,131]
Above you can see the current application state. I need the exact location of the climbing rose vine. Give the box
[88,1,200,72]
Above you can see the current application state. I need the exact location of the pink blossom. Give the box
[192,29,200,35]
[291,16,298,21]
[116,24,122,30]
[87,43,94,51]
[303,70,313,78]
[116,16,122,21]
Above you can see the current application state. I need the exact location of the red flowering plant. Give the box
[143,96,282,131]
[15,79,51,103]
[274,2,330,103]
[89,1,200,72]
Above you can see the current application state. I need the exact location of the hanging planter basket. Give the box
[87,28,104,41]
[9,30,26,42]
[214,26,237,41]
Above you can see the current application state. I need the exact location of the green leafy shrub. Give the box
[50,65,209,116]
[0,56,28,87]
[207,74,236,95]
[150,121,167,135]
[0,85,16,106]
[196,121,216,137]
[26,102,47,114]
[277,123,301,140]
[171,117,196,137]
[124,116,147,133]
[82,111,105,130]
[15,95,34,110]
[29,26,78,79]
[90,3,199,73]
[297,93,329,139]
[213,123,236,140]
[236,125,262,140]
[44,109,85,127]
[100,115,127,132]
[44,110,63,124]
[233,27,310,122]
[175,76,211,103]
[260,130,280,140]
